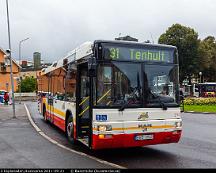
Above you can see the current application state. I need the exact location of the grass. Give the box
[183,105,216,113]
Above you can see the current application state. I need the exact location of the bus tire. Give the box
[66,115,77,144]
[43,105,48,122]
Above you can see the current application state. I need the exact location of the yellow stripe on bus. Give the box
[78,106,89,117]
[45,102,65,118]
[92,125,175,131]
[95,89,111,104]
[79,96,89,106]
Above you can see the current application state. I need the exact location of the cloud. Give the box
[0,0,215,62]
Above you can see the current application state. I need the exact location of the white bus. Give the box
[38,40,182,150]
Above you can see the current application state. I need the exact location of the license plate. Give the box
[135,134,154,141]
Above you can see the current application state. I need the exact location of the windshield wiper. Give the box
[119,102,127,111]
[152,93,167,110]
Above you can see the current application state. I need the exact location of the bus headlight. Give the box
[175,121,182,128]
[98,125,112,132]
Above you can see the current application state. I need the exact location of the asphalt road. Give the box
[26,101,216,168]
[0,104,112,168]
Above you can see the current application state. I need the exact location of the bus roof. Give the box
[94,40,177,49]
[42,41,93,75]
[41,40,177,75]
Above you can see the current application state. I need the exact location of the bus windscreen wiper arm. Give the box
[152,93,167,110]
[119,102,127,111]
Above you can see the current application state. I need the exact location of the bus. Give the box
[193,82,216,97]
[38,40,182,150]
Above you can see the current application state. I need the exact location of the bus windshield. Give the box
[145,64,178,106]
[96,62,142,107]
[94,43,179,108]
[95,62,178,108]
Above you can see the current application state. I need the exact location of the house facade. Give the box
[0,48,20,92]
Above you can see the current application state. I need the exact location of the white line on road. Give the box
[24,104,126,169]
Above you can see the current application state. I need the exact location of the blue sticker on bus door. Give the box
[96,114,107,121]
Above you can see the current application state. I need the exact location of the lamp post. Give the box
[19,37,30,104]
[5,0,15,118]
[199,71,202,83]
[199,72,202,97]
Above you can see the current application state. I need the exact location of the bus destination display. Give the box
[103,45,175,63]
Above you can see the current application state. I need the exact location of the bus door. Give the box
[76,63,91,145]
[48,74,54,123]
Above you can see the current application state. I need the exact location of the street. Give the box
[0,104,113,168]
[25,101,216,168]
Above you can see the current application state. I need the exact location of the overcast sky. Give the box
[0,0,216,63]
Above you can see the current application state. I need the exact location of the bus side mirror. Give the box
[88,56,96,77]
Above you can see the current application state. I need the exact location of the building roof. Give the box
[0,47,21,68]
[0,47,6,54]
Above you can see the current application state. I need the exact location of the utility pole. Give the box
[19,38,30,104]
[6,0,16,118]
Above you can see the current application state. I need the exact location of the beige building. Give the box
[20,70,40,79]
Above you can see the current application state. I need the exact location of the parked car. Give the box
[0,90,7,104]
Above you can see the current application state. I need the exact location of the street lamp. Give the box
[199,71,202,97]
[199,71,202,83]
[5,0,15,118]
[19,37,30,104]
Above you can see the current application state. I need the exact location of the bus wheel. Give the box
[66,115,76,144]
[43,105,48,122]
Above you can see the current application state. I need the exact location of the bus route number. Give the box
[109,48,119,60]
[96,114,108,121]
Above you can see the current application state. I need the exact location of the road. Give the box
[0,104,112,168]
[26,101,216,168]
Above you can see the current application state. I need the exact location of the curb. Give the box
[183,111,216,114]
[24,104,126,169]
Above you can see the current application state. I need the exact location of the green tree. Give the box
[198,36,216,81]
[19,76,37,92]
[158,23,200,84]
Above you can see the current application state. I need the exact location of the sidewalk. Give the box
[0,103,112,168]
[0,104,37,168]
[0,104,27,121]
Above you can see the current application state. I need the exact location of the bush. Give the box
[19,76,37,92]
[183,97,216,105]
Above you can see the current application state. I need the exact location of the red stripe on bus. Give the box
[46,111,65,132]
[92,131,182,150]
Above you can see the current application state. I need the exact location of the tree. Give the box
[198,36,216,81]
[19,76,37,92]
[158,24,200,84]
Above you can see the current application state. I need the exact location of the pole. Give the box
[18,38,29,104]
[19,41,21,104]
[6,0,16,118]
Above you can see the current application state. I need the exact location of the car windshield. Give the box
[95,62,142,107]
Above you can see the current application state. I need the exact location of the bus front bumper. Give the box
[92,130,182,150]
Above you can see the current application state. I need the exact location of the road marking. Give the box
[24,104,126,169]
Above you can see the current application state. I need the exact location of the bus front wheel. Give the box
[66,115,76,144]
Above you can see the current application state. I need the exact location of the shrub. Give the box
[19,76,37,92]
[183,97,216,105]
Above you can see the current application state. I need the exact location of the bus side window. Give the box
[65,63,77,102]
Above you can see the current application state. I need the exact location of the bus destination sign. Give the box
[103,45,175,63]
